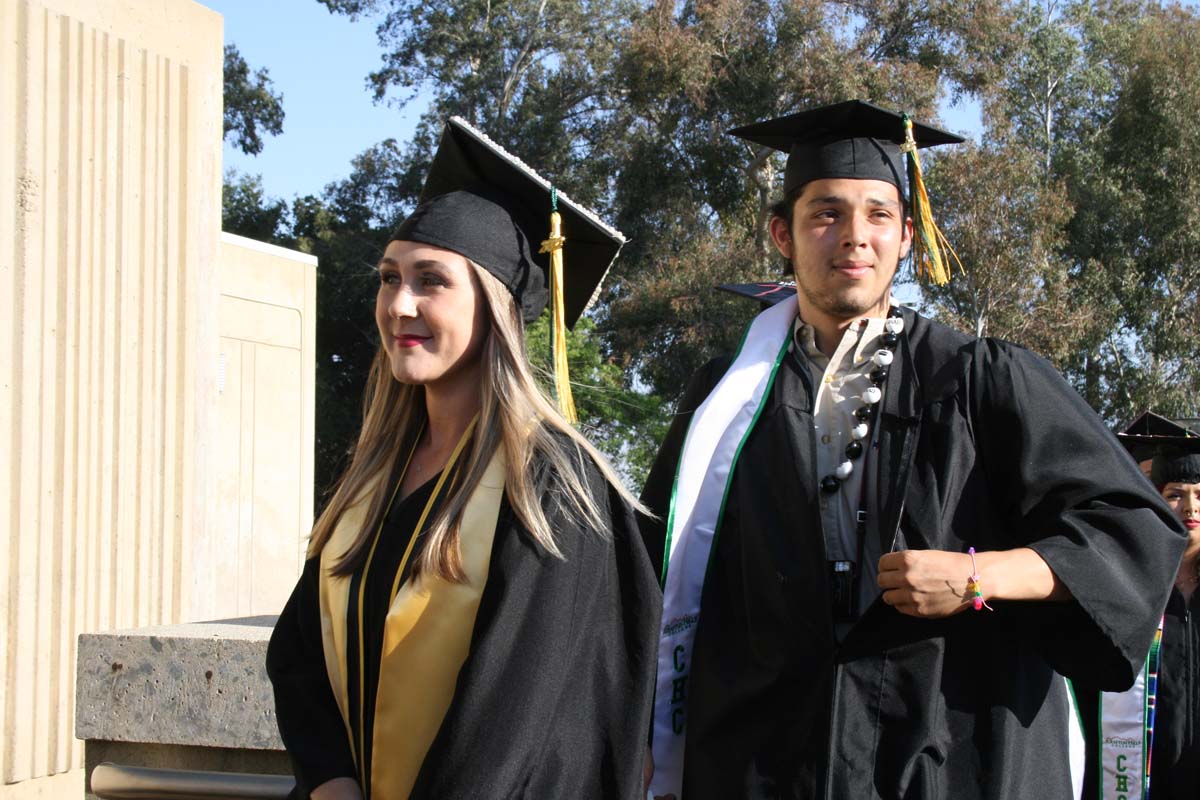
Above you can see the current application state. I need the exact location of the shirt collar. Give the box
[793,306,895,369]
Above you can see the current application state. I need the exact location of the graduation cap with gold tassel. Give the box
[728,99,965,285]
[393,117,625,423]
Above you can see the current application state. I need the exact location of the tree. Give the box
[290,174,393,500]
[311,0,1200,475]
[1056,5,1200,422]
[317,0,633,206]
[310,0,670,487]
[601,0,983,400]
[221,44,289,241]
[920,142,1087,366]
[526,314,668,487]
[311,0,1031,452]
[223,44,286,156]
[222,170,291,242]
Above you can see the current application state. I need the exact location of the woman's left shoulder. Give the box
[537,426,615,492]
[533,432,637,535]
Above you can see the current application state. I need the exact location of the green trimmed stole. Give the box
[650,298,796,798]
[1068,616,1164,799]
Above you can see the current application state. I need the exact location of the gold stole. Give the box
[316,444,506,798]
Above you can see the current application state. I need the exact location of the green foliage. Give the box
[525,314,668,488]
[920,142,1084,364]
[226,0,1200,492]
[222,170,291,243]
[1053,5,1200,421]
[596,0,996,401]
[291,186,392,503]
[223,44,285,156]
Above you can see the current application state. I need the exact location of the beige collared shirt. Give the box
[795,315,889,565]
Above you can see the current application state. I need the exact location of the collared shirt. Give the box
[795,314,889,626]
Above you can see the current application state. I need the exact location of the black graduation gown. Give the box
[1077,587,1200,800]
[1150,588,1200,799]
[639,308,1186,800]
[267,458,662,799]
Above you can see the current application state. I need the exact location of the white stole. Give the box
[650,299,796,798]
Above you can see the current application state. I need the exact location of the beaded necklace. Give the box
[818,306,904,623]
[818,305,905,494]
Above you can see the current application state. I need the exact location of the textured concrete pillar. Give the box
[0,0,223,791]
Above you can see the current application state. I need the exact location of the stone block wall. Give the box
[1,0,224,790]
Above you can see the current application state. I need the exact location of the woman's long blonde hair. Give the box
[308,260,643,581]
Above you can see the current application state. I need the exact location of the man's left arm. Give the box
[878,546,1067,617]
[879,339,1184,690]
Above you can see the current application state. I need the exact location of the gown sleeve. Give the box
[411,466,663,800]
[969,339,1186,690]
[266,555,358,797]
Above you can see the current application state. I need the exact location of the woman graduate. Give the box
[1078,413,1200,800]
[266,118,661,800]
[1151,433,1200,800]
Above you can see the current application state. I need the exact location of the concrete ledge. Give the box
[84,743,291,800]
[90,762,293,799]
[76,617,283,751]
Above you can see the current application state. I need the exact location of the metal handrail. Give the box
[90,762,294,799]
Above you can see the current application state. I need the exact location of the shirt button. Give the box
[821,434,832,444]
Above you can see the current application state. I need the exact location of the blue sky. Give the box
[206,0,984,203]
[208,0,426,200]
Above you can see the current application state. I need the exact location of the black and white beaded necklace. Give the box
[818,305,905,495]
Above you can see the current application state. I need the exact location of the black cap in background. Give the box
[716,282,797,310]
[1118,411,1200,485]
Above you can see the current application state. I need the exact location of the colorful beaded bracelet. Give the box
[967,547,994,612]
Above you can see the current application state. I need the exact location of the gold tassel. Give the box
[901,114,962,286]
[539,203,577,424]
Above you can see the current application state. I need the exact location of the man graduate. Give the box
[639,100,1187,800]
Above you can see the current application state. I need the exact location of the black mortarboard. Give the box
[717,282,797,309]
[727,99,964,196]
[393,117,625,327]
[1118,411,1200,485]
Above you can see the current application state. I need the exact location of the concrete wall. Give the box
[0,0,223,792]
[75,617,291,800]
[205,233,317,621]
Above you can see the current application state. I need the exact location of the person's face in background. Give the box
[1162,481,1200,569]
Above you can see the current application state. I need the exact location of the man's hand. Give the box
[877,550,973,618]
[878,546,1069,618]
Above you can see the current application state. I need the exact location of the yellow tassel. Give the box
[539,210,577,424]
[902,115,963,287]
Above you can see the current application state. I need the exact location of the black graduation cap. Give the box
[717,282,797,309]
[1118,411,1200,485]
[393,116,625,327]
[727,99,964,196]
